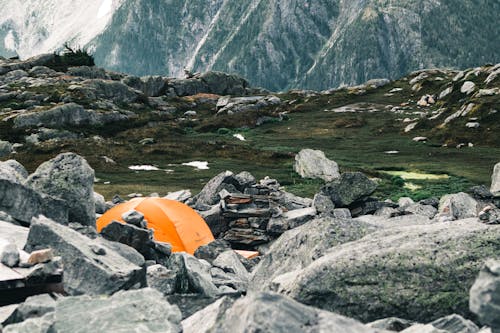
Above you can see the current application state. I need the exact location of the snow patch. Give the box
[97,0,113,19]
[129,165,160,171]
[233,134,246,141]
[4,30,16,51]
[182,161,209,170]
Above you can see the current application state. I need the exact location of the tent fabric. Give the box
[96,197,214,254]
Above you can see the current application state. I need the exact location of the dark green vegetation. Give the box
[45,44,95,72]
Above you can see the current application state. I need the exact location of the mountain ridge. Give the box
[1,0,499,91]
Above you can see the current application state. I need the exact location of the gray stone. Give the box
[0,239,19,267]
[321,172,378,207]
[0,179,68,225]
[0,160,29,180]
[3,312,54,333]
[121,209,145,226]
[194,239,232,264]
[147,264,177,295]
[85,79,139,103]
[26,153,95,226]
[273,219,500,323]
[168,252,219,297]
[3,294,56,326]
[430,314,479,333]
[53,288,181,333]
[200,71,249,95]
[193,171,238,207]
[67,66,111,79]
[398,197,415,208]
[401,324,448,333]
[491,163,500,196]
[294,149,340,182]
[14,103,91,128]
[313,193,336,215]
[0,221,28,249]
[367,317,415,331]
[211,250,250,292]
[461,81,476,94]
[100,221,168,264]
[25,216,145,296]
[164,189,192,202]
[252,217,376,290]
[333,208,352,219]
[181,297,235,333]
[93,192,106,214]
[198,204,226,236]
[0,140,13,157]
[405,203,438,219]
[470,259,500,330]
[439,192,478,220]
[28,66,57,77]
[183,292,382,333]
[234,171,256,191]
[267,207,317,234]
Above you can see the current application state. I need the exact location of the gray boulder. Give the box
[439,192,478,220]
[200,71,248,95]
[0,140,13,157]
[183,292,383,333]
[430,314,479,333]
[470,259,500,331]
[3,313,54,333]
[491,162,500,196]
[294,149,340,182]
[0,239,19,267]
[313,193,336,215]
[193,171,238,208]
[85,79,139,103]
[2,294,56,326]
[0,160,29,180]
[25,216,145,296]
[401,324,448,333]
[147,264,177,295]
[26,153,95,226]
[93,192,106,214]
[14,103,91,128]
[367,317,415,331]
[0,221,28,249]
[320,172,378,207]
[168,252,219,297]
[252,217,376,290]
[273,219,500,323]
[0,179,68,225]
[211,250,250,293]
[267,207,317,235]
[53,288,181,333]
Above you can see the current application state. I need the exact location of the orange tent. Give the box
[96,197,214,255]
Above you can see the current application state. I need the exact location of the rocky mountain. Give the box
[1,0,499,91]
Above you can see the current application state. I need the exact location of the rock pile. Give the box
[0,152,499,332]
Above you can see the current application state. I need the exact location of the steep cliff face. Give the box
[1,0,499,91]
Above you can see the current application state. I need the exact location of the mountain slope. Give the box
[1,0,499,91]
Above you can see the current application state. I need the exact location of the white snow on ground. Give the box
[233,133,246,141]
[0,0,124,59]
[4,30,16,51]
[128,165,160,171]
[97,0,113,19]
[182,161,209,170]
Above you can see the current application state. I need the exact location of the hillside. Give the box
[0,0,499,90]
[0,54,499,200]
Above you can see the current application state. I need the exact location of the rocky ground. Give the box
[0,54,499,332]
[0,54,499,201]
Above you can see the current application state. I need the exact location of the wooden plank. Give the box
[0,264,24,282]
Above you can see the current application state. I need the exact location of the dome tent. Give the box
[96,197,214,255]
